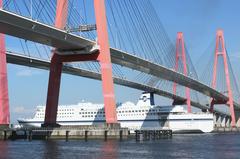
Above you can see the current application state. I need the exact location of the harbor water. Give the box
[0,133,240,159]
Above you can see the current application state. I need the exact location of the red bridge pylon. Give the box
[43,0,117,126]
[173,32,191,113]
[0,0,10,126]
[210,29,236,127]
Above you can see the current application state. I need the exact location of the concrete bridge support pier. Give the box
[221,116,227,127]
[213,114,222,127]
[224,117,231,127]
[234,109,240,128]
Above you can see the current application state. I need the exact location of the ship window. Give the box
[142,110,144,112]
[91,112,93,114]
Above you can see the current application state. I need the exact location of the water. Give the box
[0,133,240,159]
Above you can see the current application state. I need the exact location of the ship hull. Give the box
[18,114,214,133]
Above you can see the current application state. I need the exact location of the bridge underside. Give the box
[6,52,228,117]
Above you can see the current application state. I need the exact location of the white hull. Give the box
[18,114,214,133]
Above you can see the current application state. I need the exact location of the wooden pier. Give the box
[135,130,172,141]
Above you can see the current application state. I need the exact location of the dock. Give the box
[135,130,172,141]
[0,124,129,141]
[0,125,175,141]
[213,127,240,133]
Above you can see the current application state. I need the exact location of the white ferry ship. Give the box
[18,92,214,133]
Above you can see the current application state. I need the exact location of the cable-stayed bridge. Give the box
[0,0,239,127]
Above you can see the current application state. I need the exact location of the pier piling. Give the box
[3,130,6,140]
[104,130,108,141]
[65,130,69,142]
[135,130,172,141]
[85,130,88,141]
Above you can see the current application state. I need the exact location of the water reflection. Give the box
[1,134,240,159]
[99,140,118,159]
[42,141,59,159]
[0,141,8,158]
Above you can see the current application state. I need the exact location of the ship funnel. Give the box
[136,92,155,106]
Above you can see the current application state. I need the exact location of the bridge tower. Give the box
[0,0,10,127]
[43,0,117,126]
[210,29,236,127]
[173,32,191,113]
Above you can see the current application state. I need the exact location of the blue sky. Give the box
[5,0,240,123]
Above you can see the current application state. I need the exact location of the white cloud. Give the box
[229,52,240,59]
[13,106,33,114]
[16,69,42,77]
[13,106,25,113]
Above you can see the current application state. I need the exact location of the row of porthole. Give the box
[117,109,160,113]
[81,113,159,118]
[79,109,160,115]
[35,115,73,118]
[79,112,105,114]
[38,109,74,112]
[82,115,105,118]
